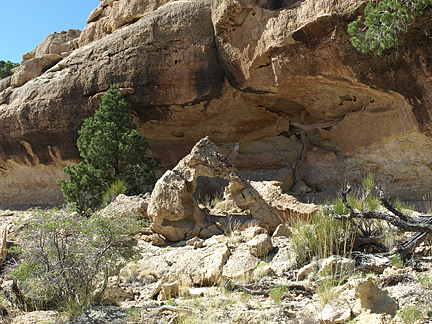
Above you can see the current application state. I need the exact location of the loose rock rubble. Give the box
[1,208,432,323]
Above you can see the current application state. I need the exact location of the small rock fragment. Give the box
[272,223,290,237]
[151,233,166,246]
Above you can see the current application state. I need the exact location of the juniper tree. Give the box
[59,84,159,213]
[348,0,431,55]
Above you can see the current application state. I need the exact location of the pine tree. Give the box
[59,84,159,213]
[0,60,19,79]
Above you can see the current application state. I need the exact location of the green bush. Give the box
[397,304,424,324]
[11,207,139,316]
[348,0,431,55]
[293,174,384,266]
[59,84,159,213]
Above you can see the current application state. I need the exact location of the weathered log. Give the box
[325,186,432,258]
[226,280,307,296]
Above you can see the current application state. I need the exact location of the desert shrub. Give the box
[292,174,386,266]
[397,304,424,324]
[269,285,289,305]
[417,272,432,289]
[11,207,140,317]
[316,275,345,306]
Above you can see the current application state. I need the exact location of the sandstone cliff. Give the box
[1,0,432,207]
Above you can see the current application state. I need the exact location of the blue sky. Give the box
[1,0,100,63]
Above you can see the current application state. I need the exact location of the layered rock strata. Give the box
[1,0,432,206]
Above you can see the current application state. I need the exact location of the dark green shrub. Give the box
[0,60,19,79]
[348,0,431,55]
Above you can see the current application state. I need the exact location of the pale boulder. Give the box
[98,282,134,304]
[11,55,62,87]
[100,193,150,219]
[22,29,80,61]
[356,277,398,314]
[250,181,317,224]
[317,256,356,277]
[109,0,175,32]
[246,233,273,257]
[174,243,231,286]
[242,226,268,242]
[222,244,260,279]
[318,298,352,324]
[297,262,318,281]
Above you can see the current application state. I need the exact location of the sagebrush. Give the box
[11,207,140,316]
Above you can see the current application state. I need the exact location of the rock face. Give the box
[356,277,398,315]
[2,0,432,206]
[11,30,80,88]
[250,181,317,223]
[148,137,283,241]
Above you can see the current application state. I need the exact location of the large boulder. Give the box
[11,55,62,88]
[10,29,81,88]
[250,181,317,223]
[222,244,260,279]
[22,29,80,61]
[79,0,177,46]
[174,242,231,286]
[100,193,150,219]
[148,137,283,241]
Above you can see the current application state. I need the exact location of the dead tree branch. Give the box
[290,114,344,184]
[226,280,307,296]
[325,185,432,258]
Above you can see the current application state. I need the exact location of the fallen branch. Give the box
[227,280,307,296]
[326,185,432,258]
[157,305,201,314]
